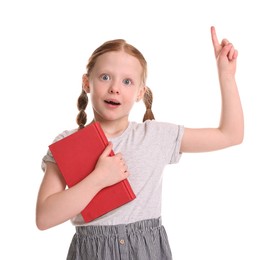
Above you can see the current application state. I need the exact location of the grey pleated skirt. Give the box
[67,218,172,260]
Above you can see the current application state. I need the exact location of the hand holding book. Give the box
[93,142,130,188]
[49,122,136,222]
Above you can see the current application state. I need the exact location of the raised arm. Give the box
[180,26,244,153]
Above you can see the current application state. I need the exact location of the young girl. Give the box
[36,26,244,260]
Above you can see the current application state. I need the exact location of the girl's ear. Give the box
[136,85,146,102]
[82,74,90,93]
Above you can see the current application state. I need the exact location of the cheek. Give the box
[89,87,101,104]
[127,90,140,103]
[90,83,103,96]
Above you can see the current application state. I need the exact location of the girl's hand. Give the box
[211,26,238,77]
[93,142,129,188]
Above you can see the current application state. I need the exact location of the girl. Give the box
[36,26,244,260]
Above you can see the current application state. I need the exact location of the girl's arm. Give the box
[180,26,244,153]
[36,142,128,230]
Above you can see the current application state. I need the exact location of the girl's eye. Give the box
[123,78,132,85]
[101,74,110,81]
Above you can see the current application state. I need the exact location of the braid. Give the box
[76,89,88,129]
[143,87,155,122]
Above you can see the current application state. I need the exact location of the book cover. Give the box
[49,122,136,222]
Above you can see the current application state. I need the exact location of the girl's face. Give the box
[83,51,145,123]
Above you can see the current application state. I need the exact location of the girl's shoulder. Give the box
[132,120,183,132]
[51,128,78,144]
[129,120,184,140]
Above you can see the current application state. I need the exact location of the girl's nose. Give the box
[108,82,120,94]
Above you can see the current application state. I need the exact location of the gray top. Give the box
[42,120,184,226]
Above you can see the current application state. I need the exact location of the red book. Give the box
[49,122,136,222]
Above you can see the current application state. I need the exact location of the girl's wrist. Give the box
[87,169,106,192]
[218,72,236,82]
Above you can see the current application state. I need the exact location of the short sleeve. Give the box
[169,124,185,164]
[41,129,77,172]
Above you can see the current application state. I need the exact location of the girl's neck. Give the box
[93,118,129,138]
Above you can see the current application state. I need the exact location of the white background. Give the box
[1,0,274,259]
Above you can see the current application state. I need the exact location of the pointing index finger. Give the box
[211,26,220,53]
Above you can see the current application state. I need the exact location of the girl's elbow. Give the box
[231,131,244,146]
[36,212,52,231]
[36,217,48,231]
[237,134,244,145]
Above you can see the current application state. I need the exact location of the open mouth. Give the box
[104,100,121,106]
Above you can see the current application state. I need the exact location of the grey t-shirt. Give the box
[42,120,184,226]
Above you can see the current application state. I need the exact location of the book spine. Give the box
[94,122,135,199]
[94,122,114,156]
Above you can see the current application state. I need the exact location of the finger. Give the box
[228,45,235,60]
[115,152,123,160]
[211,26,220,52]
[221,38,230,47]
[100,142,113,157]
[233,49,238,59]
[123,169,130,178]
[220,43,234,60]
